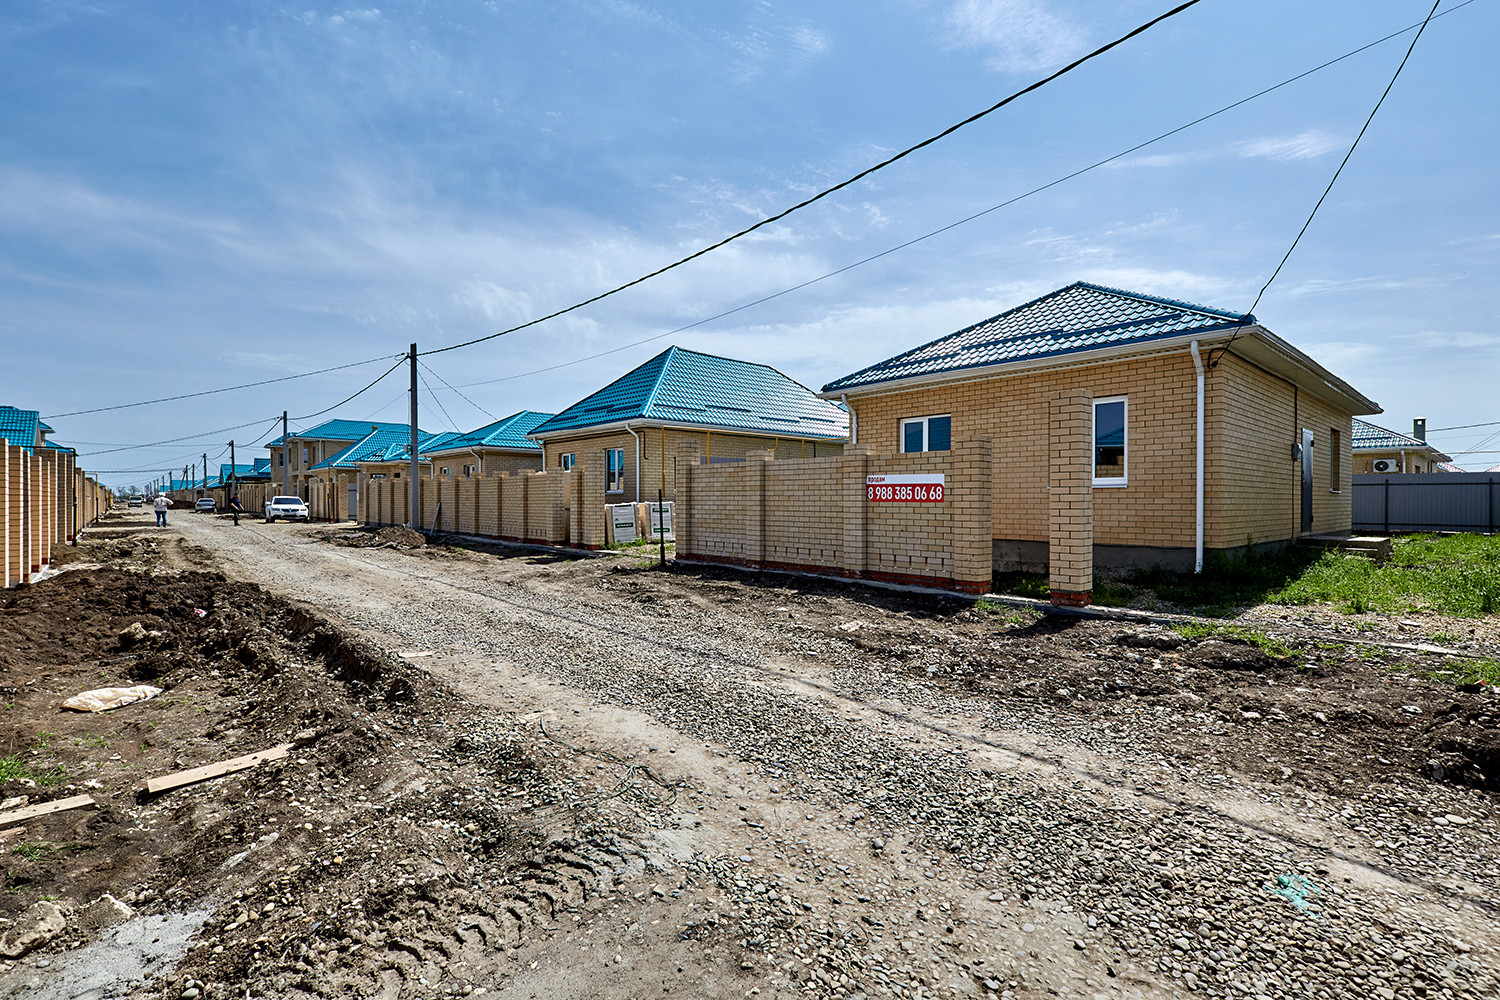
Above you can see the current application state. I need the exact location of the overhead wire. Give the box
[290,356,408,423]
[418,360,495,422]
[1214,0,1443,363]
[419,0,1208,359]
[42,354,403,419]
[450,6,1470,393]
[415,364,459,432]
[75,417,282,458]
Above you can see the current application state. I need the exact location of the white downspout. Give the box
[1190,341,1205,574]
[1399,449,1406,474]
[625,424,642,503]
[841,394,856,444]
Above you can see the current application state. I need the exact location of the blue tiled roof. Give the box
[530,347,848,440]
[0,406,41,449]
[1352,419,1448,457]
[311,425,431,470]
[421,411,554,456]
[252,457,271,474]
[219,462,269,482]
[277,419,413,447]
[821,282,1253,393]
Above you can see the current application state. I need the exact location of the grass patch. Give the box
[1416,657,1500,687]
[1171,622,1295,658]
[0,756,67,787]
[11,841,82,862]
[1126,534,1500,617]
[992,572,1050,601]
[973,597,1040,627]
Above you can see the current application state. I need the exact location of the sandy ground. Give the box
[0,508,1495,1000]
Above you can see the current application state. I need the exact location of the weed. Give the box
[1172,622,1295,658]
[993,573,1049,600]
[12,842,81,862]
[75,735,110,750]
[30,731,57,750]
[0,756,67,786]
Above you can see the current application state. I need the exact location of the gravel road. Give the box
[163,513,1499,1000]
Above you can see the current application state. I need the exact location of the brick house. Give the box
[1352,418,1452,474]
[820,282,1381,573]
[419,411,553,480]
[307,425,434,521]
[528,346,848,504]
[268,420,416,499]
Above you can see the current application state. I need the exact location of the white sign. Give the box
[866,473,945,503]
[649,501,674,538]
[610,504,637,543]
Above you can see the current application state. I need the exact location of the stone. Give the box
[77,894,134,933]
[0,900,65,959]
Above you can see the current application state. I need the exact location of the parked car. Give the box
[264,496,310,522]
[127,496,143,508]
[195,497,218,512]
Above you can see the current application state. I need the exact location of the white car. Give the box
[264,496,310,522]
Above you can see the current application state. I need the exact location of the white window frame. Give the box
[559,453,576,472]
[463,464,477,478]
[1092,396,1128,487]
[899,414,952,454]
[606,448,626,493]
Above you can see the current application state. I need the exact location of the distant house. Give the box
[268,420,417,499]
[419,411,553,479]
[306,424,431,520]
[1352,418,1451,474]
[820,282,1381,573]
[528,346,848,503]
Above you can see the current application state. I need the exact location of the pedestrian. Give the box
[152,493,173,527]
[229,490,244,526]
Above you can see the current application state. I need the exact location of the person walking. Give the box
[152,493,173,527]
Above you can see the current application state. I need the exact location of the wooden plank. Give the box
[0,794,96,828]
[145,743,294,795]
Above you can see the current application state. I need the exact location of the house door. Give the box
[1300,429,1315,534]
[348,484,359,521]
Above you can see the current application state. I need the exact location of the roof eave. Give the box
[528,417,849,443]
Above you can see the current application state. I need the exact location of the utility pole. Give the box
[229,440,239,526]
[408,343,419,532]
[203,453,209,493]
[281,410,289,497]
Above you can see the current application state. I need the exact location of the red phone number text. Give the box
[867,484,944,503]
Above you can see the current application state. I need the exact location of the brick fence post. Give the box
[952,437,993,593]
[1048,390,1093,606]
[746,449,774,568]
[841,444,872,579]
[676,443,700,557]
[580,456,607,549]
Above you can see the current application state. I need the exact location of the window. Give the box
[463,464,477,478]
[606,448,626,493]
[439,467,449,477]
[278,453,284,467]
[899,415,951,453]
[1093,397,1127,486]
[1329,428,1341,492]
[301,447,309,464]
[559,453,576,472]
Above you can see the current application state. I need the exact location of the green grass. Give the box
[1170,622,1295,658]
[0,756,68,787]
[973,597,1040,627]
[12,841,82,862]
[1126,534,1500,618]
[992,572,1050,601]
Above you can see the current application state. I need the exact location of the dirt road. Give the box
[5,509,1498,1000]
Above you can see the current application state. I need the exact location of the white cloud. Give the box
[1232,130,1342,162]
[940,0,1082,73]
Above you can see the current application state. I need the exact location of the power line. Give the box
[419,0,1207,359]
[42,354,402,419]
[75,417,281,458]
[415,364,459,432]
[1218,0,1443,361]
[1429,419,1500,433]
[290,356,407,423]
[419,360,495,422]
[451,8,1467,393]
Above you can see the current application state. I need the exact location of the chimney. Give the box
[1413,417,1427,442]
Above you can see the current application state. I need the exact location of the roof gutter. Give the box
[528,417,849,444]
[1189,341,1205,575]
[624,424,642,503]
[841,394,855,445]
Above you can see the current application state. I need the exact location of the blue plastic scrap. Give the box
[1269,874,1321,917]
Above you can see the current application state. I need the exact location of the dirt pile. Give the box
[0,549,670,997]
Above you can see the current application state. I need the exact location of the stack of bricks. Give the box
[1048,390,1093,606]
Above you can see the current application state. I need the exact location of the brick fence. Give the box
[675,440,993,594]
[2,438,109,588]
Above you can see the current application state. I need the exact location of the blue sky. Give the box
[2,0,1496,486]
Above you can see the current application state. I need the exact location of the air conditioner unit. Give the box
[1372,459,1398,473]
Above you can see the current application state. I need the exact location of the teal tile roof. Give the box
[1353,419,1449,458]
[0,406,42,449]
[310,425,432,470]
[530,347,848,440]
[421,411,554,456]
[822,282,1253,393]
[219,462,269,482]
[274,419,413,448]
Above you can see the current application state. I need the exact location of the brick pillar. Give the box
[676,443,699,557]
[0,441,10,588]
[29,452,42,573]
[1048,390,1093,606]
[841,444,872,579]
[951,437,993,593]
[744,449,774,568]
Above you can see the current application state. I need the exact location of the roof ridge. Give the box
[637,345,677,420]
[1073,281,1252,324]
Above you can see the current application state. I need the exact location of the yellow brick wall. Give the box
[849,348,1358,552]
[542,427,844,504]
